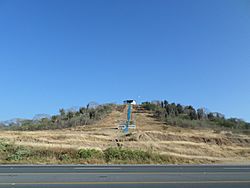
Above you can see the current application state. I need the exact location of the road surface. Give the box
[0,165,250,187]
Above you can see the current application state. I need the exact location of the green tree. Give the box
[176,104,184,114]
[66,111,74,120]
[197,108,206,120]
[59,109,66,117]
[79,107,86,114]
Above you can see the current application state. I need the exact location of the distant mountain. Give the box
[0,118,26,126]
[33,114,51,121]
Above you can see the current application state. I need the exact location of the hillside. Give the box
[0,105,250,164]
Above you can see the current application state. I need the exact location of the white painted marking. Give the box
[74,168,121,170]
[224,168,250,170]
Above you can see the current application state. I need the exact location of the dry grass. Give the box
[1,108,250,164]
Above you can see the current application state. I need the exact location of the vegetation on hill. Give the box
[1,99,249,132]
[7,104,114,131]
[141,100,250,132]
[0,100,250,164]
[0,139,183,164]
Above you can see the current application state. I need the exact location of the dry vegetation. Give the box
[0,106,250,164]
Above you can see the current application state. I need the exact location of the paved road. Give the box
[0,165,250,187]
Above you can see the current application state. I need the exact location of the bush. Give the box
[77,149,103,159]
[58,153,70,161]
[0,140,9,152]
[141,103,160,111]
[165,116,217,129]
[0,142,174,164]
[6,146,32,161]
[104,147,151,162]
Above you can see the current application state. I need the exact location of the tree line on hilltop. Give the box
[1,100,249,132]
[141,100,250,131]
[7,103,114,131]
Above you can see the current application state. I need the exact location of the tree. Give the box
[189,110,197,120]
[184,106,197,120]
[215,112,225,119]
[59,109,66,117]
[75,111,81,116]
[207,113,215,120]
[154,108,166,120]
[66,111,74,120]
[89,110,96,119]
[165,103,177,116]
[161,101,164,108]
[197,108,206,120]
[163,100,169,108]
[51,115,58,123]
[176,104,184,114]
[79,107,86,114]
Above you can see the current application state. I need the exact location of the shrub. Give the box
[104,147,151,162]
[77,149,103,159]
[6,146,32,161]
[141,103,160,111]
[0,140,9,152]
[58,153,70,161]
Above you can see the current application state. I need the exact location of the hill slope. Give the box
[0,105,250,164]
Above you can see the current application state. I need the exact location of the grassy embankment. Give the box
[0,138,199,164]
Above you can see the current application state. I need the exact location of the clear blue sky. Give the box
[0,0,249,122]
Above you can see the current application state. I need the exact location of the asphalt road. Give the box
[0,165,250,188]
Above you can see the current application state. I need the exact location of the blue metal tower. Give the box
[121,100,136,133]
[123,103,132,133]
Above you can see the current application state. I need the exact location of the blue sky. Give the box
[0,0,249,122]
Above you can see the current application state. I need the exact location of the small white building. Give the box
[123,100,136,105]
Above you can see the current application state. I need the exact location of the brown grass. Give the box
[1,108,250,164]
